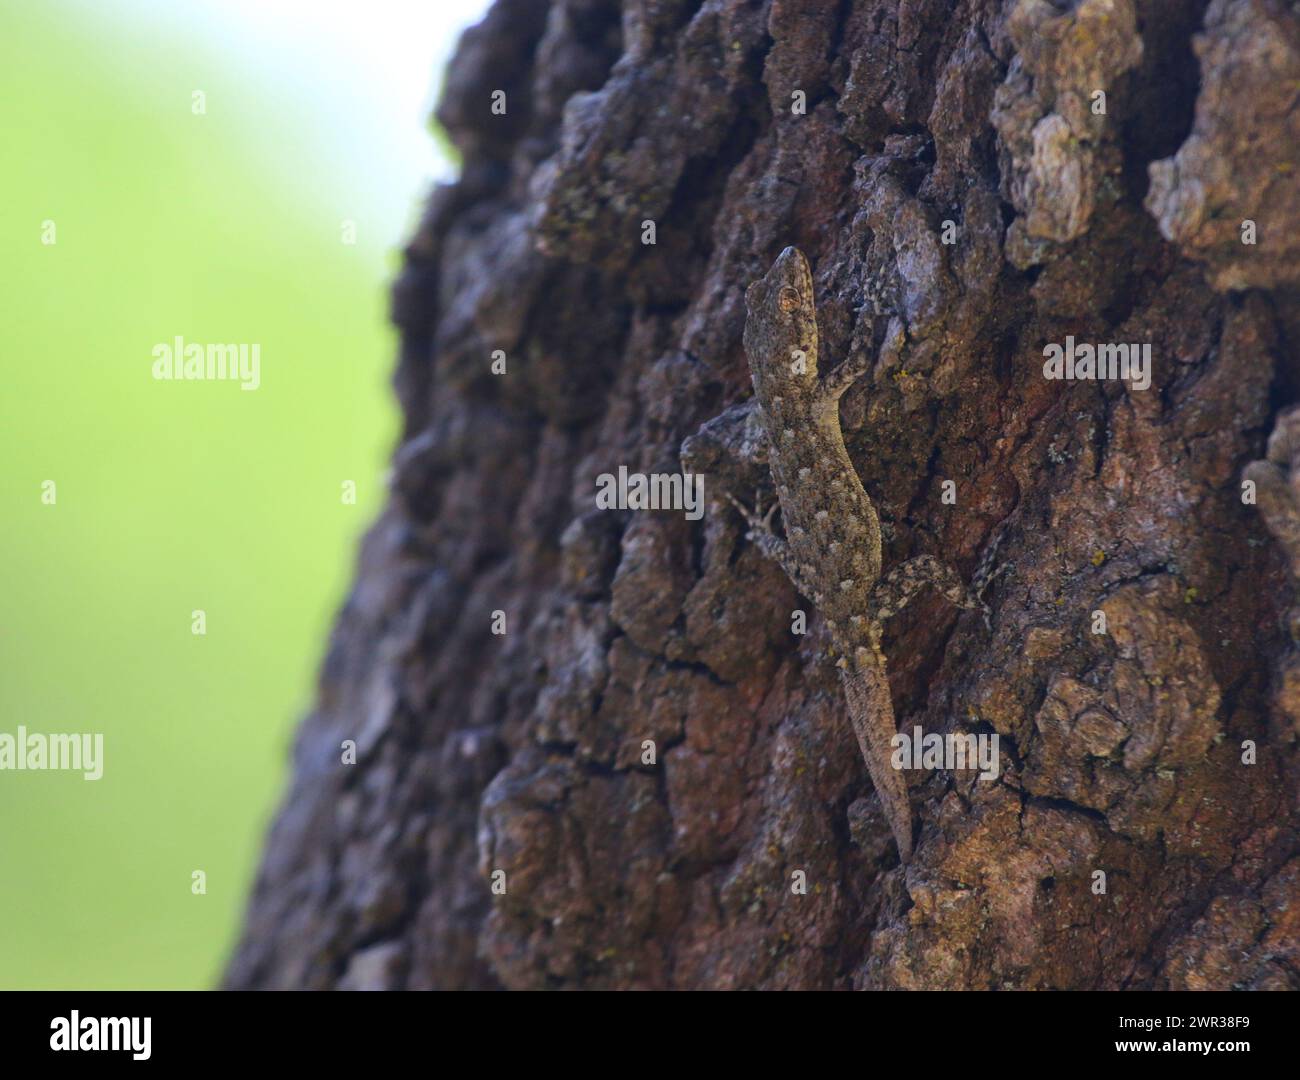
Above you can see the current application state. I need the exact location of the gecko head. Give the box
[743,246,820,389]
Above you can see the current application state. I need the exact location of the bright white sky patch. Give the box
[110,0,493,246]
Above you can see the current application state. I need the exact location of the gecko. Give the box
[728,246,986,863]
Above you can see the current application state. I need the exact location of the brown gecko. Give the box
[729,246,986,862]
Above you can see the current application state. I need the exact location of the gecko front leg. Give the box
[819,347,873,404]
[725,490,820,601]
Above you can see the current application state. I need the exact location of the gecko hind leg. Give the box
[870,554,982,633]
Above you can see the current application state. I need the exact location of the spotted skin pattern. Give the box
[732,247,982,862]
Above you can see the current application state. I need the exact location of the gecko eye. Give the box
[777,286,801,313]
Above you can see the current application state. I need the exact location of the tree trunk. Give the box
[225,0,1300,990]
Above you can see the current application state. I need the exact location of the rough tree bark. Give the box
[225,0,1300,989]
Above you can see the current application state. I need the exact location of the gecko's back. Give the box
[741,245,914,861]
[742,247,883,635]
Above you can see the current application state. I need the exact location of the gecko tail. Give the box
[840,659,913,863]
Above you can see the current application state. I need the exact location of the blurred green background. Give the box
[0,0,485,987]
